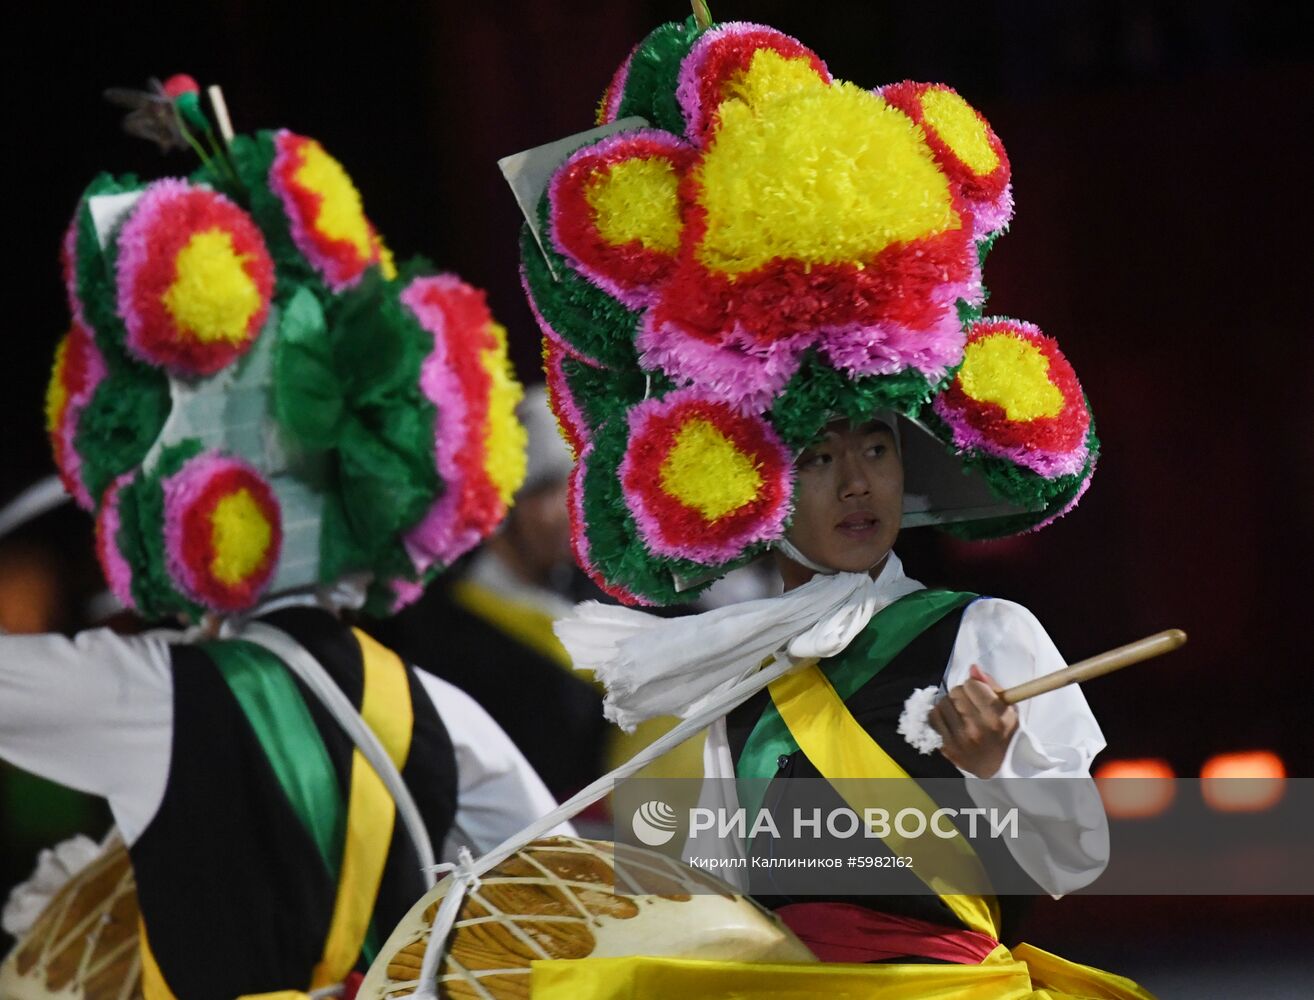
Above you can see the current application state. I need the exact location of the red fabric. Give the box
[775,901,999,965]
[342,971,364,999]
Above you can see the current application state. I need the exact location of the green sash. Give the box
[204,639,347,878]
[735,589,976,820]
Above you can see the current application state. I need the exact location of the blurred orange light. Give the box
[1094,758,1175,819]
[1201,751,1286,812]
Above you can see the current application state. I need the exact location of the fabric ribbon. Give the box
[555,554,921,731]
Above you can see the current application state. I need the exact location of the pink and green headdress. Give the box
[513,18,1096,606]
[49,79,526,619]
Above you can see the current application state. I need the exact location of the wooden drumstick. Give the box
[900,628,1187,753]
[999,628,1187,704]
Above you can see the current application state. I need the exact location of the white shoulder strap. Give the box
[236,621,437,886]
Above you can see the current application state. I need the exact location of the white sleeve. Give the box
[944,598,1109,897]
[414,671,573,862]
[0,629,177,845]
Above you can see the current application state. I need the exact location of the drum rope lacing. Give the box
[408,648,810,999]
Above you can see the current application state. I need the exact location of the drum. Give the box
[0,839,142,1000]
[358,836,815,999]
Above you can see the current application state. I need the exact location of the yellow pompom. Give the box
[660,418,763,520]
[294,141,375,260]
[479,322,528,506]
[377,237,398,280]
[209,488,274,586]
[586,157,684,253]
[959,334,1063,421]
[163,229,262,344]
[695,51,958,275]
[720,47,829,108]
[45,336,70,433]
[920,88,999,174]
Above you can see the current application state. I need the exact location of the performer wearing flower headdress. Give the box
[0,78,561,999]
[367,383,613,801]
[514,14,1154,998]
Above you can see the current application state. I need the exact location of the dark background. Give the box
[2,1,1312,992]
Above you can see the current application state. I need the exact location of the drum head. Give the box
[359,836,813,999]
[0,839,142,1000]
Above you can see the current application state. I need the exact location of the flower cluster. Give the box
[522,18,1098,603]
[45,320,107,509]
[537,23,1002,414]
[401,275,527,572]
[51,117,523,619]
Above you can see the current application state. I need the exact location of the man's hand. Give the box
[929,665,1018,778]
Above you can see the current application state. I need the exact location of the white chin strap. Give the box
[775,537,838,575]
[775,537,892,577]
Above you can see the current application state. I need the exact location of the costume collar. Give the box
[556,551,923,731]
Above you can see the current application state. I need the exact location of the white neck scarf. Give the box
[555,552,923,731]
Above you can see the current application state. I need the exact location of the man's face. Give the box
[785,420,903,574]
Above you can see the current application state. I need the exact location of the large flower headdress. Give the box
[49,79,526,619]
[517,20,1096,605]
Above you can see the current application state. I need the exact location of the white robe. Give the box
[697,553,1109,899]
[0,623,565,858]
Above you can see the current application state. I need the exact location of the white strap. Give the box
[0,475,68,540]
[409,650,803,994]
[236,622,437,886]
[774,537,835,575]
[410,846,482,999]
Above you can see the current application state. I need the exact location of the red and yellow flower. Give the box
[400,275,527,570]
[933,318,1090,477]
[543,23,1003,411]
[271,130,395,290]
[45,319,107,509]
[619,390,793,563]
[115,179,275,375]
[161,452,283,611]
[881,81,1012,237]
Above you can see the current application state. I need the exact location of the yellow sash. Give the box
[532,948,1157,999]
[767,662,1001,937]
[451,579,570,666]
[310,629,414,987]
[140,631,414,997]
